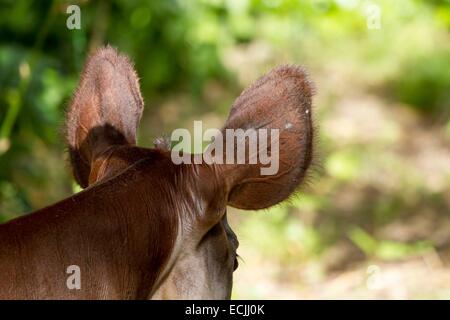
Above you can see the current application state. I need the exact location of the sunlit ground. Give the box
[1,0,449,299]
[228,84,450,298]
[218,1,449,299]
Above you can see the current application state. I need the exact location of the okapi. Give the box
[0,46,314,299]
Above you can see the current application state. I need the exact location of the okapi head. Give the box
[65,46,314,299]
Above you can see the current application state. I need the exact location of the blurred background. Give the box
[0,0,449,299]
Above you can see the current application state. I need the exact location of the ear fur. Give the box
[66,46,144,187]
[216,65,315,210]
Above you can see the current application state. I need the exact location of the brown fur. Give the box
[0,46,315,299]
[66,46,143,187]
[219,65,315,209]
[0,151,178,299]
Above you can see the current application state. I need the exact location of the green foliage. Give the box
[0,0,449,298]
[349,227,432,260]
[325,150,362,181]
[391,52,450,121]
[239,204,323,262]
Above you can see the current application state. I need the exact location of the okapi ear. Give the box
[214,65,314,210]
[66,46,144,188]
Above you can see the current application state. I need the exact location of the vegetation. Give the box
[1,0,449,299]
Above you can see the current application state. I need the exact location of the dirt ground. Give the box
[228,70,450,299]
[232,245,450,299]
